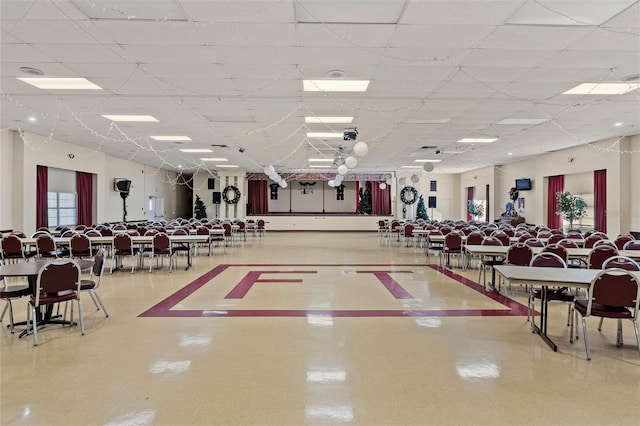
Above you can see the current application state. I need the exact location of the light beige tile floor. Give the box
[2,232,640,425]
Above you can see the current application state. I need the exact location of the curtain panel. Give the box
[36,165,48,229]
[371,182,391,215]
[594,169,607,233]
[547,175,564,229]
[76,172,93,226]
[247,180,269,215]
[466,187,474,221]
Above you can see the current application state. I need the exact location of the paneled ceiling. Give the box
[1,0,639,175]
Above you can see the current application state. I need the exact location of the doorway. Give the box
[148,196,164,221]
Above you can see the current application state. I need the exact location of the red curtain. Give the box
[466,186,474,221]
[36,165,48,229]
[76,171,93,226]
[594,169,607,233]
[371,182,391,215]
[547,175,564,229]
[355,181,360,213]
[247,180,269,215]
[485,184,490,223]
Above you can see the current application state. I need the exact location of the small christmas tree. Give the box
[416,195,428,220]
[194,195,207,219]
[357,182,372,215]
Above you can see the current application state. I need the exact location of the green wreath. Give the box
[222,185,241,204]
[400,186,419,205]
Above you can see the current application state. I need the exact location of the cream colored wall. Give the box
[629,135,640,231]
[264,215,383,231]
[5,130,185,233]
[193,170,246,219]
[0,130,15,229]
[395,172,459,221]
[460,166,495,222]
[324,181,357,213]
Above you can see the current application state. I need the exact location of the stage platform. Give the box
[247,214,391,231]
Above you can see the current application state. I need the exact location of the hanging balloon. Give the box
[264,165,275,175]
[379,182,387,190]
[334,156,345,166]
[411,174,420,183]
[335,174,344,183]
[386,177,393,185]
[345,156,357,169]
[337,165,349,175]
[353,141,368,157]
[398,177,406,185]
[423,162,435,172]
[328,180,336,187]
[279,181,287,188]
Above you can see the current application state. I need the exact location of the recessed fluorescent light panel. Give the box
[457,138,498,143]
[305,117,354,124]
[309,165,332,168]
[303,80,369,92]
[495,118,547,125]
[17,77,102,90]
[102,115,159,122]
[151,136,192,141]
[563,83,640,95]
[216,164,238,168]
[180,149,213,153]
[200,158,228,162]
[306,132,343,138]
[414,159,442,163]
[308,158,334,162]
[401,166,423,169]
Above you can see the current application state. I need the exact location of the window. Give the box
[48,192,77,227]
[430,180,437,192]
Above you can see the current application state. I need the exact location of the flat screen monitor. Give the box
[515,178,531,191]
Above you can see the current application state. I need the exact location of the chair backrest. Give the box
[444,232,462,249]
[566,232,584,240]
[587,245,619,269]
[614,234,635,250]
[439,226,452,235]
[144,229,159,236]
[74,225,87,231]
[71,234,90,251]
[196,227,209,236]
[223,223,232,236]
[584,234,604,248]
[518,233,533,243]
[466,232,484,246]
[542,243,568,264]
[403,223,414,237]
[36,234,56,253]
[490,231,510,247]
[257,219,265,229]
[481,236,503,246]
[507,243,533,266]
[172,229,188,236]
[113,233,133,251]
[31,231,50,238]
[1,235,24,258]
[501,228,515,237]
[588,269,640,310]
[152,233,171,252]
[602,256,640,271]
[482,228,495,236]
[530,252,567,268]
[592,240,617,250]
[61,230,78,238]
[112,224,127,231]
[85,230,101,237]
[536,231,552,239]
[35,259,81,305]
[550,229,564,235]
[547,234,564,245]
[100,228,113,236]
[36,227,52,234]
[524,238,545,248]
[623,240,640,250]
[557,238,579,248]
[92,250,106,277]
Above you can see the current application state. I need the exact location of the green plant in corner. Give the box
[194,194,207,219]
[468,201,485,221]
[556,191,587,229]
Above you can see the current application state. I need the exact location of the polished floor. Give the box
[2,232,640,425]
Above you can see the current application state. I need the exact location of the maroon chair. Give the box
[623,240,640,251]
[478,236,504,289]
[111,233,140,274]
[149,233,175,273]
[518,233,533,243]
[402,224,415,247]
[558,239,579,249]
[501,228,515,238]
[528,252,572,328]
[490,231,510,247]
[587,245,619,269]
[70,234,92,259]
[603,256,640,271]
[482,228,495,236]
[0,259,32,333]
[547,234,564,245]
[80,250,108,317]
[614,234,635,250]
[543,244,568,265]
[377,220,387,237]
[1,235,36,263]
[256,219,266,237]
[223,223,233,246]
[426,229,444,259]
[570,269,640,360]
[439,226,452,236]
[441,232,463,268]
[28,259,83,346]
[524,238,545,248]
[36,234,60,259]
[506,243,533,267]
[584,234,604,249]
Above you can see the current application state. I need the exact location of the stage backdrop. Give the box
[269,181,357,213]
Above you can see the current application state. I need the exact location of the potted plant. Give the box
[556,191,587,230]
[468,201,485,222]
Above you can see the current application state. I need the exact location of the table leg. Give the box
[531,286,558,351]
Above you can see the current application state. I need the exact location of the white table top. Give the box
[494,265,640,288]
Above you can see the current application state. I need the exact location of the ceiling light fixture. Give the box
[27,116,37,122]
[305,117,354,124]
[151,136,192,141]
[303,80,370,92]
[180,149,213,153]
[306,132,343,138]
[563,83,640,95]
[200,158,228,162]
[17,77,102,90]
[102,115,159,122]
[308,158,335,162]
[215,164,238,168]
[495,118,547,125]
[614,122,623,126]
[508,152,513,156]
[401,166,423,169]
[309,165,332,168]
[19,66,45,76]
[457,138,498,143]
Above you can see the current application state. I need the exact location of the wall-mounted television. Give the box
[515,178,532,191]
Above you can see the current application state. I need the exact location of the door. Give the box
[148,196,164,221]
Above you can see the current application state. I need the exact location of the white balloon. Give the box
[411,174,420,183]
[423,162,435,172]
[335,174,344,183]
[334,156,345,166]
[353,141,368,157]
[279,180,287,188]
[379,182,387,190]
[264,165,275,175]
[398,177,406,185]
[345,156,357,168]
[338,165,349,175]
[386,177,393,185]
[328,180,336,187]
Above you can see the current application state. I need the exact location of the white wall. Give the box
[193,170,246,219]
[460,166,495,222]
[3,130,185,233]
[0,130,15,229]
[629,135,640,231]
[395,172,459,221]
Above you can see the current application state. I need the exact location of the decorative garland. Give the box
[400,186,418,205]
[222,185,241,204]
